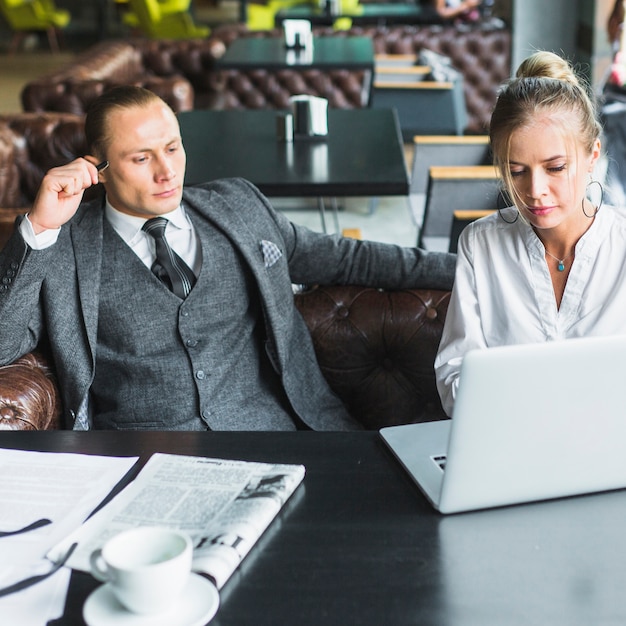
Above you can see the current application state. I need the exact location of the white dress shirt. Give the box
[20,199,201,276]
[435,206,626,416]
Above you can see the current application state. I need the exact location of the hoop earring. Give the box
[498,208,518,224]
[583,179,603,218]
[498,190,519,224]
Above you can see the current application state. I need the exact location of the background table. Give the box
[178,108,408,231]
[215,35,374,72]
[2,431,626,626]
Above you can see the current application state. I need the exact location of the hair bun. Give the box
[515,51,579,86]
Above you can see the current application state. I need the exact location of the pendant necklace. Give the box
[544,249,573,272]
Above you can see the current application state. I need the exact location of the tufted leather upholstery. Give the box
[21,40,196,115]
[21,22,510,134]
[294,285,450,428]
[0,286,450,429]
[0,112,91,249]
[0,353,61,431]
[356,22,511,133]
[0,112,89,208]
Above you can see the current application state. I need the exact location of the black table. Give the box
[178,108,408,232]
[3,431,626,626]
[275,3,425,27]
[215,35,374,73]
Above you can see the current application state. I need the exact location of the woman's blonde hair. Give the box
[489,51,601,210]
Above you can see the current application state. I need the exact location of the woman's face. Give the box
[507,112,600,234]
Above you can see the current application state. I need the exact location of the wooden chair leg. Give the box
[46,27,61,54]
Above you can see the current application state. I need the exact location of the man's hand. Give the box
[29,158,100,234]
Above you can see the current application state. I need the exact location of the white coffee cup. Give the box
[89,526,193,615]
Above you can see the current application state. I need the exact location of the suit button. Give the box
[186,339,198,348]
[196,370,206,380]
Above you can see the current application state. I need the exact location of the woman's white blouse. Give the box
[434,206,626,416]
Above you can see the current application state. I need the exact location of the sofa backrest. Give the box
[20,40,195,115]
[0,112,89,209]
[0,112,93,249]
[0,286,451,430]
[294,285,450,428]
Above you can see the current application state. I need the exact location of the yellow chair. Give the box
[247,0,309,30]
[123,0,210,39]
[247,3,275,30]
[0,0,71,54]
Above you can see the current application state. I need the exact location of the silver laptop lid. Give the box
[439,335,626,513]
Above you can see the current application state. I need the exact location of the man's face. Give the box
[99,100,187,217]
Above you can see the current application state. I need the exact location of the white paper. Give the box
[0,566,70,626]
[0,449,138,564]
[0,448,138,626]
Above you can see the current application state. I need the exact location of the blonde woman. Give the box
[435,51,626,416]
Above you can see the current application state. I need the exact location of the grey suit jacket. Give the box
[0,178,455,429]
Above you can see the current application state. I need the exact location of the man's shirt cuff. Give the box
[19,215,61,250]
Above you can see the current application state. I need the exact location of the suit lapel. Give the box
[71,201,104,360]
[183,187,269,286]
[182,186,292,363]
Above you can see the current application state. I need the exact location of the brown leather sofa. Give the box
[20,21,511,134]
[0,285,450,430]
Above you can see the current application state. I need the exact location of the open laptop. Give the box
[380,335,626,514]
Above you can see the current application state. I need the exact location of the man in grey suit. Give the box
[0,86,455,430]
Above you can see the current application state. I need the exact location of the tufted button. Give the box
[426,307,438,321]
[382,358,394,370]
[337,306,349,319]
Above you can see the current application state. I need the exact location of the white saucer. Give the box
[83,573,219,626]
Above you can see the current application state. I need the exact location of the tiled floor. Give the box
[0,46,420,247]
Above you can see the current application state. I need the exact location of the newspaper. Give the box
[49,453,305,589]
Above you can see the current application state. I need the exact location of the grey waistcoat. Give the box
[91,218,298,430]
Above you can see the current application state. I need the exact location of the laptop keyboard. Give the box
[432,455,447,471]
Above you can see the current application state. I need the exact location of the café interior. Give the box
[2,1,626,625]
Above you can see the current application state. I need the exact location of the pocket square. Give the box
[260,240,283,268]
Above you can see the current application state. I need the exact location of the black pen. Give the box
[96,160,109,172]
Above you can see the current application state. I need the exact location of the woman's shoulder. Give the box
[596,205,626,229]
[455,206,524,253]
[464,207,517,236]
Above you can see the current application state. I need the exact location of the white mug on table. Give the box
[89,526,193,615]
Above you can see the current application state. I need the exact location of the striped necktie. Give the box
[142,217,196,298]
